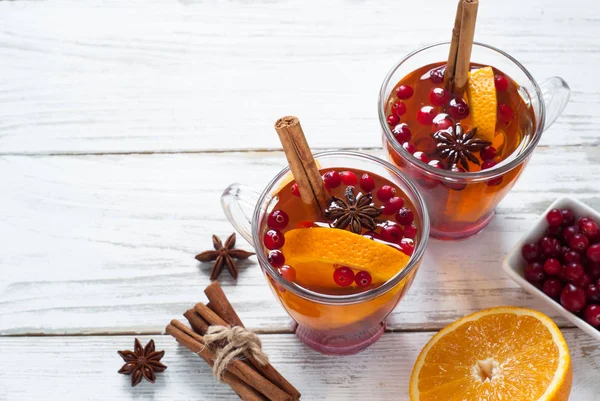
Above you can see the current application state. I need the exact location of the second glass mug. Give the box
[221,151,430,355]
[379,42,571,240]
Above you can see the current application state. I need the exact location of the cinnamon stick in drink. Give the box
[445,0,479,93]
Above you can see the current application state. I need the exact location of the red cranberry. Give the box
[581,220,600,239]
[565,262,585,281]
[377,185,396,202]
[429,66,445,83]
[543,258,562,276]
[396,85,414,99]
[404,224,418,239]
[380,223,404,243]
[564,250,582,264]
[264,229,285,250]
[587,262,600,280]
[487,176,503,187]
[569,233,589,253]
[412,151,430,164]
[434,117,453,131]
[498,104,514,124]
[546,224,563,238]
[355,271,372,288]
[363,231,381,241]
[481,160,497,170]
[561,209,575,225]
[587,244,600,263]
[267,250,285,268]
[340,171,358,186]
[521,243,541,263]
[494,74,509,92]
[524,262,545,286]
[396,207,415,226]
[387,114,400,126]
[291,183,300,197]
[392,102,407,117]
[543,278,563,299]
[322,171,342,189]
[578,217,592,230]
[449,99,470,120]
[428,160,444,169]
[558,265,568,281]
[392,124,412,143]
[429,88,449,106]
[417,106,436,125]
[583,304,600,327]
[444,164,467,191]
[562,226,579,243]
[267,210,289,230]
[360,174,376,193]
[574,273,592,289]
[402,142,416,154]
[278,265,296,282]
[333,266,355,287]
[546,209,563,226]
[540,236,561,257]
[381,197,405,215]
[587,284,600,303]
[399,238,415,256]
[480,146,497,162]
[560,284,587,312]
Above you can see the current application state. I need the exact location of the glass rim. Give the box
[251,150,430,305]
[378,41,546,182]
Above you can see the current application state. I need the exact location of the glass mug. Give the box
[221,151,430,355]
[379,42,570,240]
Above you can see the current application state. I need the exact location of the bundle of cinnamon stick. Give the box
[166,282,301,401]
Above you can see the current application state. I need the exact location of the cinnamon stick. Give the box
[166,321,268,401]
[445,0,479,93]
[274,116,328,212]
[184,308,210,334]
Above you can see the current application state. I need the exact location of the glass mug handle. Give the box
[221,184,262,248]
[539,77,570,130]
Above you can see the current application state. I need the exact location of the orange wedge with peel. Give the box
[281,227,410,288]
[410,307,572,401]
[467,66,497,143]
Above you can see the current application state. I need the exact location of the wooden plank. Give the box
[0,330,598,400]
[1,147,598,335]
[0,0,598,154]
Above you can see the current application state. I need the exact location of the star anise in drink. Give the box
[325,186,381,234]
[195,233,255,280]
[433,123,491,171]
[118,338,167,387]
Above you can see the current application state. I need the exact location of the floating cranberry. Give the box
[563,250,582,264]
[322,171,342,189]
[569,233,590,253]
[524,262,545,286]
[333,266,355,287]
[560,284,587,312]
[481,160,497,170]
[402,142,416,154]
[429,160,444,169]
[574,273,592,289]
[521,243,541,263]
[278,265,296,282]
[387,114,400,126]
[562,226,579,243]
[543,278,563,299]
[565,262,585,281]
[363,231,381,241]
[267,210,289,230]
[444,164,467,191]
[377,185,396,202]
[399,238,415,256]
[381,197,405,215]
[392,102,407,117]
[546,208,563,226]
[588,243,600,263]
[340,171,358,186]
[583,304,600,327]
[434,117,453,131]
[355,271,372,288]
[498,104,514,124]
[543,258,562,276]
[380,223,404,243]
[417,106,436,125]
[360,174,376,193]
[264,229,285,250]
[429,66,445,84]
[449,99,470,120]
[291,183,300,197]
[396,85,414,99]
[494,74,509,92]
[396,207,415,226]
[267,250,285,268]
[392,124,412,143]
[429,88,449,106]
[487,176,503,187]
[561,209,575,225]
[587,284,600,303]
[581,220,600,239]
[480,146,497,162]
[404,224,417,239]
[412,151,430,164]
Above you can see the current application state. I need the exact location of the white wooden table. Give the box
[1,0,599,399]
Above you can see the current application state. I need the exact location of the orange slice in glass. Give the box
[467,66,497,143]
[410,307,572,401]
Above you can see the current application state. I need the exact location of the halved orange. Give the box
[467,66,497,143]
[281,227,410,288]
[410,307,572,401]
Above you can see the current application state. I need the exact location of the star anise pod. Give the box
[195,233,254,280]
[118,338,167,387]
[324,186,381,234]
[433,123,491,171]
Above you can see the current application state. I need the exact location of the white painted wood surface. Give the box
[1,0,599,399]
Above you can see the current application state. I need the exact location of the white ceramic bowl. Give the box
[503,196,600,341]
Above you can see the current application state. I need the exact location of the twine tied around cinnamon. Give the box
[202,325,270,381]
